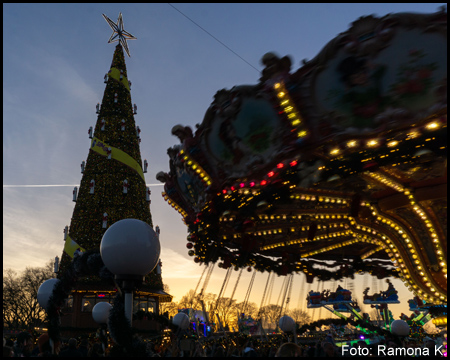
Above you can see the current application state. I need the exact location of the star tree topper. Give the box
[102,12,136,57]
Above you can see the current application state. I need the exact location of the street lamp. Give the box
[37,278,60,311]
[100,219,160,325]
[92,302,112,352]
[92,302,112,325]
[279,315,297,344]
[279,315,295,332]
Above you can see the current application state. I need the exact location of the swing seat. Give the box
[381,299,400,304]
[307,302,323,308]
[325,299,352,305]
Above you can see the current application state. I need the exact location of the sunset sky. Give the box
[3,3,445,320]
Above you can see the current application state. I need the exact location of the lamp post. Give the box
[100,219,160,325]
[92,302,112,352]
[279,315,297,344]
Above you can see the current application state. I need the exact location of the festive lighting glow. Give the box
[347,140,357,148]
[426,121,439,130]
[330,148,340,155]
[387,140,399,147]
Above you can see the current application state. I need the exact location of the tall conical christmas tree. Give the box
[57,15,170,326]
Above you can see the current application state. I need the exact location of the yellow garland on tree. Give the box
[64,234,86,258]
[90,136,145,182]
[109,67,130,91]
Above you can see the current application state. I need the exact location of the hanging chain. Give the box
[276,276,288,308]
[214,267,232,312]
[279,273,294,319]
[265,272,276,308]
[258,272,272,318]
[317,281,325,320]
[193,263,208,296]
[242,270,256,315]
[228,268,244,307]
[198,262,216,300]
[297,272,307,312]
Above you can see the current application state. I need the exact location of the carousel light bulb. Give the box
[426,122,439,130]
[330,148,340,155]
[387,140,399,147]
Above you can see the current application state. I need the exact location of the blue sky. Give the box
[3,3,445,320]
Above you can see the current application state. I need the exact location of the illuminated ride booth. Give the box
[59,280,172,335]
[158,9,447,320]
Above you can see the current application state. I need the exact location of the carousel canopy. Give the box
[158,10,447,304]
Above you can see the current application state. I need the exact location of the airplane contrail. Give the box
[3,184,164,188]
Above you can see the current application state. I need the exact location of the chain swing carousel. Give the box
[157,9,447,335]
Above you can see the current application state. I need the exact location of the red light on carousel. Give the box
[290,160,298,167]
[222,189,227,194]
[277,163,284,169]
[240,183,245,188]
[260,180,267,186]
[268,171,275,177]
[249,182,255,187]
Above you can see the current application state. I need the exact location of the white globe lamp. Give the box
[37,278,60,311]
[173,312,190,330]
[279,315,295,332]
[92,302,112,324]
[390,319,410,336]
[101,219,160,276]
[100,219,161,324]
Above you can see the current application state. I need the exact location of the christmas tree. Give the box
[58,18,165,294]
